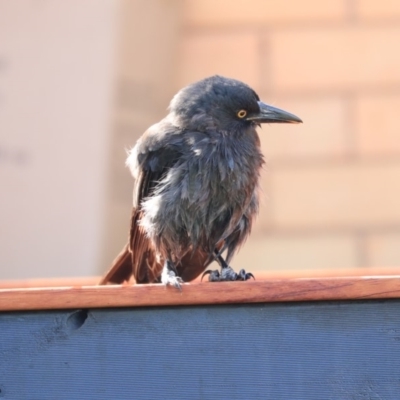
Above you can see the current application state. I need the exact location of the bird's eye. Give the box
[237,109,247,118]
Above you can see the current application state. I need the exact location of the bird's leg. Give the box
[161,259,184,290]
[201,250,255,282]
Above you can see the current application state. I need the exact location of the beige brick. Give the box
[177,32,259,88]
[257,96,348,160]
[269,27,400,92]
[182,0,346,26]
[365,232,400,267]
[355,0,400,19]
[118,0,181,84]
[269,162,400,229]
[231,234,357,271]
[355,94,400,156]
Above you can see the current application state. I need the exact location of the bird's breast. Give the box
[181,131,263,209]
[139,130,264,254]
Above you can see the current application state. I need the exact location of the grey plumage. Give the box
[100,76,301,288]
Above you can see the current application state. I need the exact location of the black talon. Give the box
[201,270,221,282]
[201,270,211,281]
[202,267,255,282]
[200,250,256,283]
[236,269,255,281]
[237,269,246,281]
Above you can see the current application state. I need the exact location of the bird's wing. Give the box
[131,134,184,283]
[99,122,184,285]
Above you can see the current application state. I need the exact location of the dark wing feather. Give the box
[132,140,184,283]
[100,124,184,285]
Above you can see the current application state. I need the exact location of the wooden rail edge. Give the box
[1,275,400,311]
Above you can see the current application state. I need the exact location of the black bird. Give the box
[100,76,301,288]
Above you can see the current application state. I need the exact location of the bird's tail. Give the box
[99,243,133,285]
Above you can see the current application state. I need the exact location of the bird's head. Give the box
[169,75,302,133]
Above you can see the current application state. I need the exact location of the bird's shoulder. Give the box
[129,119,212,172]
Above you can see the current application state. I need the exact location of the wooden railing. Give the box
[1,267,400,311]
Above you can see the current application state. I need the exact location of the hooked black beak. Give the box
[247,101,302,124]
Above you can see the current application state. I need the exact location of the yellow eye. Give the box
[237,109,247,118]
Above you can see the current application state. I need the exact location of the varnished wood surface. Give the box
[0,276,101,289]
[1,266,400,289]
[1,274,400,311]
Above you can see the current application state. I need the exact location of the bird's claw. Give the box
[201,266,255,282]
[161,268,184,291]
[201,269,220,282]
[237,269,255,281]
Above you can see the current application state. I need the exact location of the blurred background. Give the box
[1,0,400,280]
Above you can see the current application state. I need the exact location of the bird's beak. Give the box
[247,101,302,124]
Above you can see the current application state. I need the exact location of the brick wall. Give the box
[175,0,400,273]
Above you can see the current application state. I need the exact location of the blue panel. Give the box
[1,300,400,399]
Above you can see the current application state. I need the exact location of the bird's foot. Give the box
[201,266,255,282]
[161,267,184,290]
